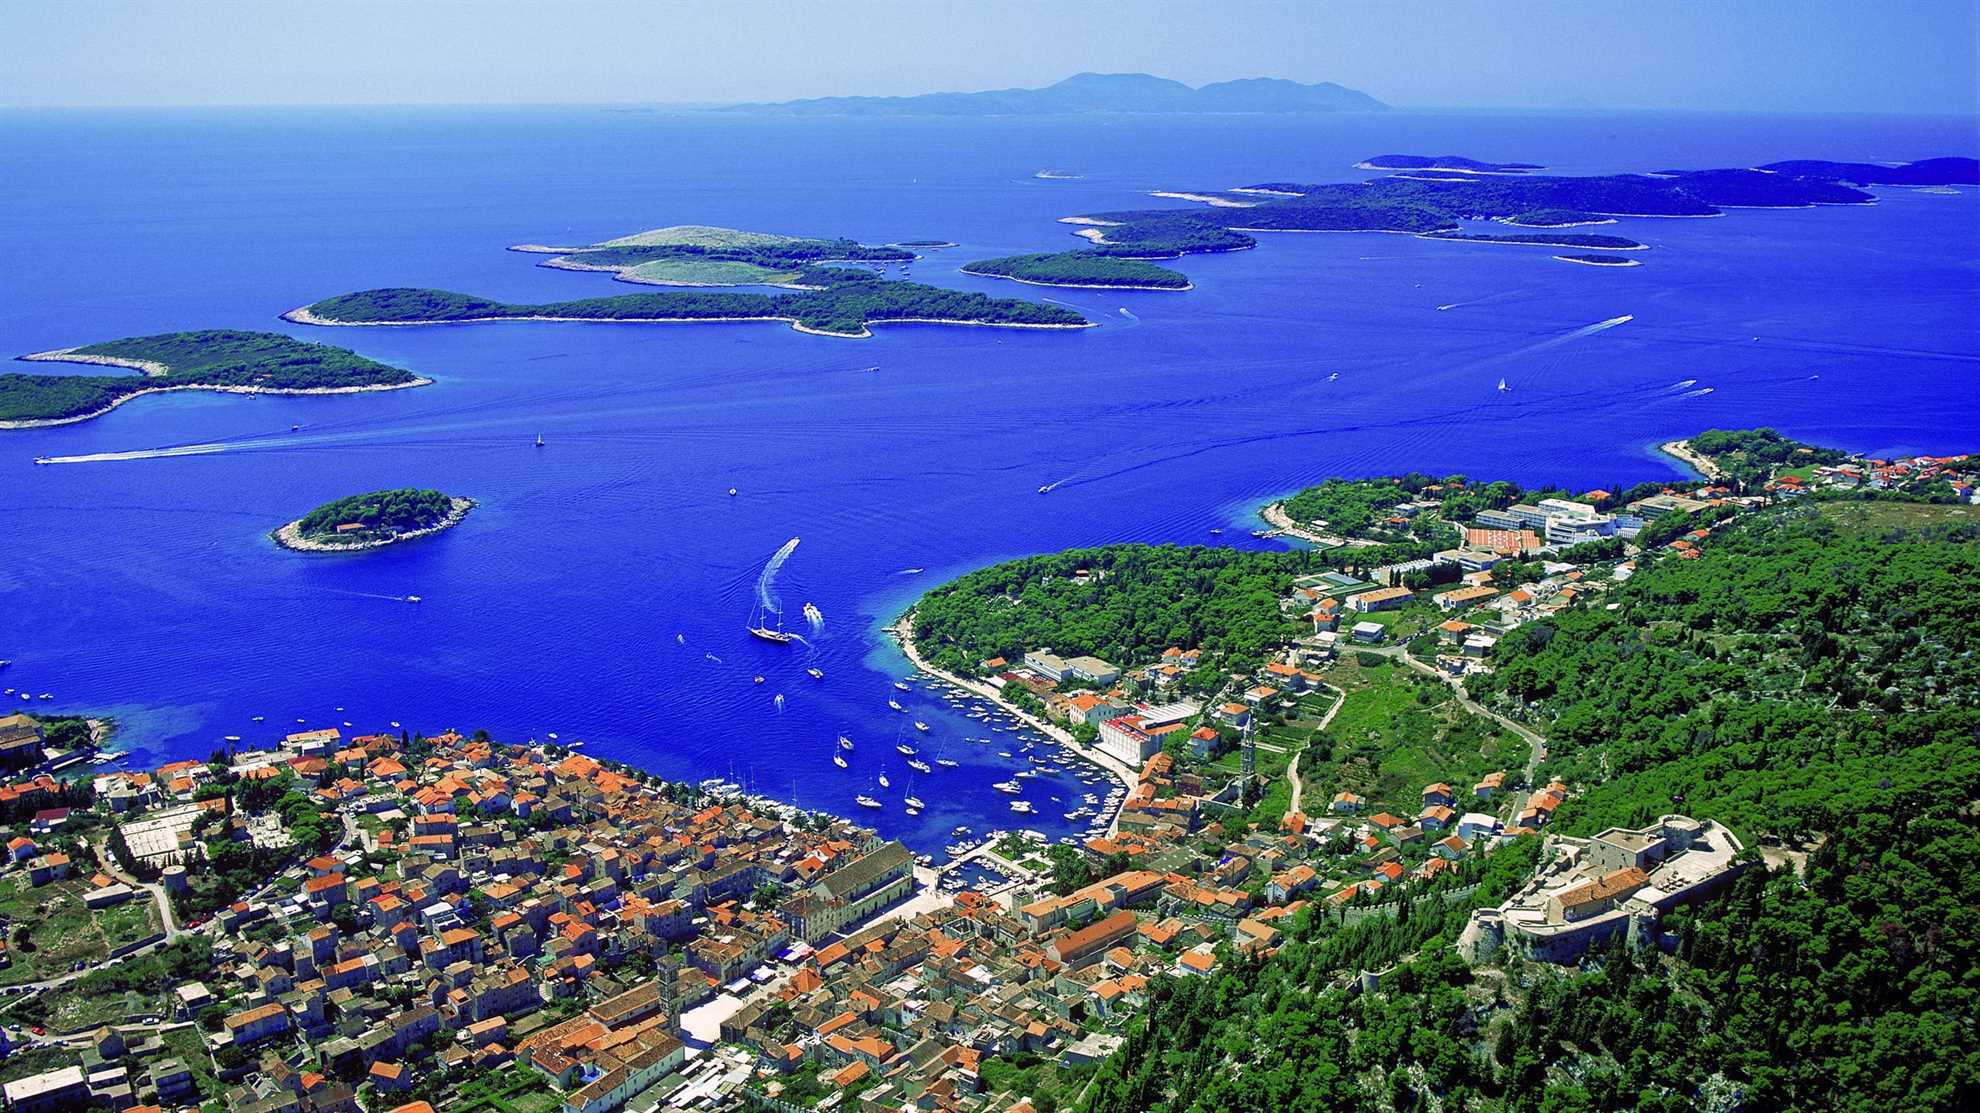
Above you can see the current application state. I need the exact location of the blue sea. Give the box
[2,107,1976,850]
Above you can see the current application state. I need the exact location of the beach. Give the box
[886,612,1139,813]
[1259,500,1371,548]
[1658,439,1723,480]
[20,348,170,376]
[271,497,475,553]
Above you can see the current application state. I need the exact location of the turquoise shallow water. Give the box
[1,107,1975,849]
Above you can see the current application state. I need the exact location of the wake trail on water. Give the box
[756,538,800,616]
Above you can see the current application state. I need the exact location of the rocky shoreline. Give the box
[271,497,475,553]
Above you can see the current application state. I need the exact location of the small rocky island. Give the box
[4,330,425,428]
[510,224,915,288]
[960,251,1191,289]
[273,488,473,553]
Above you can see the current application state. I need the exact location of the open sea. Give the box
[2,107,1975,850]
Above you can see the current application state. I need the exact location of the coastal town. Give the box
[0,433,1972,1113]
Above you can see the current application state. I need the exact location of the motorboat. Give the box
[855,795,882,809]
[807,668,824,680]
[888,700,904,711]
[897,744,917,756]
[832,753,847,769]
[913,721,929,732]
[838,735,854,751]
[907,759,932,773]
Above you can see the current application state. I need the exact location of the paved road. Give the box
[1286,683,1347,817]
[91,836,182,941]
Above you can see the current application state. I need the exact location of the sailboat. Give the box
[838,735,854,751]
[832,752,848,769]
[1498,377,1510,393]
[878,772,891,788]
[535,434,545,448]
[747,538,802,644]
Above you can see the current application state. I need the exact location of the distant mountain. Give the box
[724,72,1386,116]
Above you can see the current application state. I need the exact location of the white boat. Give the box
[807,668,824,680]
[832,753,847,769]
[878,773,891,788]
[223,735,240,742]
[855,795,882,809]
[405,595,422,604]
[992,781,1022,794]
[888,700,904,711]
[894,681,912,691]
[1010,800,1035,814]
[838,735,854,751]
[897,744,917,756]
[935,758,960,768]
[913,721,929,732]
[907,759,932,773]
[1498,377,1510,393]
[905,794,926,810]
[753,675,765,684]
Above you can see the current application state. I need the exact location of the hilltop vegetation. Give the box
[1070,502,1977,1112]
[1686,426,1849,490]
[293,270,1087,339]
[961,251,1191,289]
[295,488,461,542]
[912,545,1326,677]
[530,225,913,288]
[3,330,421,425]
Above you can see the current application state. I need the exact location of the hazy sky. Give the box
[2,0,1975,114]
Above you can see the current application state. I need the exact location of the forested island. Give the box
[909,435,1977,1111]
[3,330,425,428]
[1057,154,1974,259]
[512,224,914,288]
[1358,154,1545,174]
[1554,252,1640,266]
[272,488,473,552]
[960,251,1191,289]
[1425,231,1645,250]
[287,271,1088,339]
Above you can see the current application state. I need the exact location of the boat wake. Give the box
[802,603,824,633]
[35,442,229,465]
[755,538,800,616]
